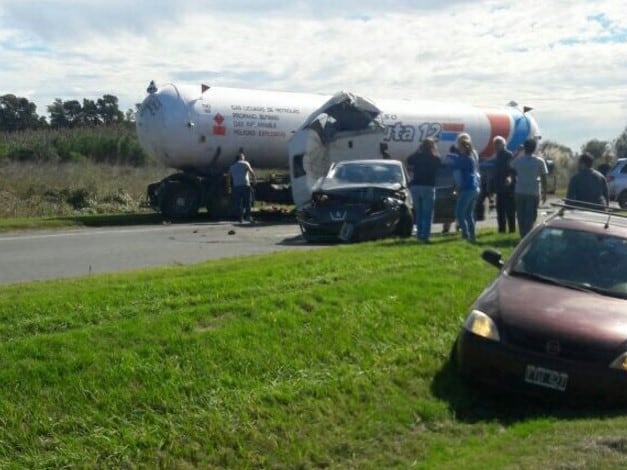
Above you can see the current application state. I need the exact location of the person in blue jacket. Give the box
[447,134,481,242]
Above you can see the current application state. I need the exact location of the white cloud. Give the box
[1,0,626,150]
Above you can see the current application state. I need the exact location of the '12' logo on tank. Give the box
[384,122,444,143]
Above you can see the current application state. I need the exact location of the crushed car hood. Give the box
[313,180,403,193]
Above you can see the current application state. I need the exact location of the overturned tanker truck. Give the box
[136,82,540,219]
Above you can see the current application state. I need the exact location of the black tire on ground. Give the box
[618,191,627,209]
[160,180,200,218]
[299,224,314,243]
[397,208,414,238]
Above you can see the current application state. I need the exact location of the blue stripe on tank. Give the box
[508,110,530,151]
[440,131,459,141]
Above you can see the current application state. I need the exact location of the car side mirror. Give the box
[482,249,503,268]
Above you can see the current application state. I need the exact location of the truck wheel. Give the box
[160,180,200,218]
[618,191,627,209]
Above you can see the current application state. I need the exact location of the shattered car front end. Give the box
[296,160,413,242]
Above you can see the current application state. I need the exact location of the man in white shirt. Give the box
[229,151,256,222]
[511,138,548,238]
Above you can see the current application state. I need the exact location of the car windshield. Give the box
[329,163,403,185]
[510,226,627,299]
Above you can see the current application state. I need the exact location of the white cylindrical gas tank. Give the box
[136,83,196,168]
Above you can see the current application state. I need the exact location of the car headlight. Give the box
[463,310,500,341]
[610,352,627,372]
[312,193,328,205]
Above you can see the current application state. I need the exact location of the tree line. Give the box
[0,93,135,132]
[0,93,150,166]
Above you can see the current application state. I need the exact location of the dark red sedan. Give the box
[456,206,627,403]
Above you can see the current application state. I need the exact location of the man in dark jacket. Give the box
[491,136,516,233]
[566,152,609,209]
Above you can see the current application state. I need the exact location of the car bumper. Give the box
[456,330,627,404]
[297,209,400,242]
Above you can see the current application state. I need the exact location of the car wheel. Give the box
[299,224,315,243]
[618,191,627,209]
[396,208,414,238]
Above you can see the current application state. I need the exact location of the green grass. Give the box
[0,233,626,468]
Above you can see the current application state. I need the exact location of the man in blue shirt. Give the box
[447,134,481,242]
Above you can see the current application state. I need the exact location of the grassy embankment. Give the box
[1,233,625,467]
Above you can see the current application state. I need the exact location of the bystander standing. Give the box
[566,152,609,209]
[491,136,516,233]
[229,150,256,223]
[447,134,481,242]
[511,138,547,238]
[406,138,441,242]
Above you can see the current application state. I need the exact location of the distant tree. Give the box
[540,140,574,159]
[81,98,102,126]
[581,139,610,160]
[48,98,69,128]
[614,127,627,158]
[0,94,43,131]
[47,99,82,128]
[63,100,83,128]
[125,107,136,123]
[97,94,124,125]
[539,140,575,190]
[47,95,125,128]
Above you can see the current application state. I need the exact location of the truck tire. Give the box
[618,191,627,209]
[160,180,200,218]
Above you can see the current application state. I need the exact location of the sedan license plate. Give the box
[524,365,568,391]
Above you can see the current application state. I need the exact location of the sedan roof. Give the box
[544,208,627,237]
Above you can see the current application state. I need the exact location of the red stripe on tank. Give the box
[481,114,511,158]
[442,123,465,132]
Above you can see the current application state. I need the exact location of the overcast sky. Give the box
[1,0,625,151]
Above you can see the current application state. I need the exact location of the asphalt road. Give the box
[0,221,315,285]
[0,198,563,286]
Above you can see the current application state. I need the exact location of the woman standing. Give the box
[448,134,481,242]
[406,138,441,242]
